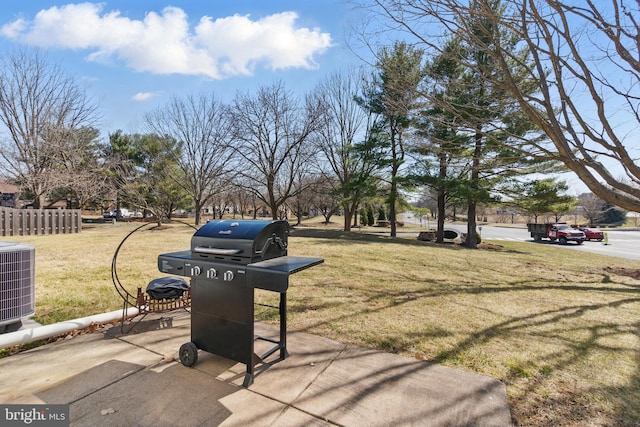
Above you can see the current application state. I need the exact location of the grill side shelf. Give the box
[158,250,191,276]
[246,256,324,292]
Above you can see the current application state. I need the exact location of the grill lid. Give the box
[191,219,288,262]
[193,220,279,240]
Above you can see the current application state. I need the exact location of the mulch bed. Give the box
[603,266,640,280]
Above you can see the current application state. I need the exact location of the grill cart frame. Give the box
[158,220,323,387]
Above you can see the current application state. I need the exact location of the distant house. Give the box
[0,181,20,208]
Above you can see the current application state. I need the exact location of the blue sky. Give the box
[0,1,368,134]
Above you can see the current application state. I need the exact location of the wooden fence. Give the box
[0,207,82,236]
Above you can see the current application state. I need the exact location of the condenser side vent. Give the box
[0,242,35,326]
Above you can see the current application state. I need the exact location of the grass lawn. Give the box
[2,219,639,426]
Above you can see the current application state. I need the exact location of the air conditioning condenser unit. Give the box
[0,242,36,328]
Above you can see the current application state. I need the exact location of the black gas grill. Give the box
[158,219,323,386]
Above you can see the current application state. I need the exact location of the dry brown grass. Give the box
[2,218,640,426]
[2,221,196,322]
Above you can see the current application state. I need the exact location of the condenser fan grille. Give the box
[0,242,35,325]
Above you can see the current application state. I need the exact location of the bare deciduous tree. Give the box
[579,192,607,226]
[312,175,343,224]
[0,49,100,208]
[313,70,377,231]
[230,81,323,220]
[362,0,640,212]
[286,174,324,225]
[229,178,260,219]
[145,93,234,225]
[53,126,107,209]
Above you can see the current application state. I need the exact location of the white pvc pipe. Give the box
[0,307,139,349]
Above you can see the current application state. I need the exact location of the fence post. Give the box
[0,208,7,236]
[47,209,53,234]
[16,210,22,235]
[27,209,33,234]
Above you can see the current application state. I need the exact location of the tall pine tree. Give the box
[358,41,426,237]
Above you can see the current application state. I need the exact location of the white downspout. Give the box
[0,308,139,349]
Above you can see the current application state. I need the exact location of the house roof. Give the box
[0,180,20,194]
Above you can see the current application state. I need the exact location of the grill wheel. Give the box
[179,342,198,367]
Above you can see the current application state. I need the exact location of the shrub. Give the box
[367,205,375,226]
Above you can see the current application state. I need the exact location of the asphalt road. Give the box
[401,214,640,262]
[481,225,640,261]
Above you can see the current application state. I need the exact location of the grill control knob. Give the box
[207,268,217,279]
[191,265,201,276]
[223,270,234,281]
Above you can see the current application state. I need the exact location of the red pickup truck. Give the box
[527,223,586,245]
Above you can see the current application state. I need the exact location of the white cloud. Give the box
[0,3,333,79]
[194,12,332,76]
[132,91,161,101]
[0,18,26,38]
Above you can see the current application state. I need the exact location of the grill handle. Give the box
[193,247,241,255]
[256,233,287,258]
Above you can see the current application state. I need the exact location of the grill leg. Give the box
[243,373,253,388]
[244,353,262,387]
[279,292,288,360]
